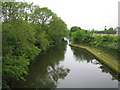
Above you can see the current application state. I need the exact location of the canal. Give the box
[12,41,119,88]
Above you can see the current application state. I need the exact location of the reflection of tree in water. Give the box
[71,47,94,63]
[71,46,119,82]
[22,65,70,88]
[12,41,70,88]
[47,65,70,86]
[99,64,119,81]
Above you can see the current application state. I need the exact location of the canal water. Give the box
[12,41,118,88]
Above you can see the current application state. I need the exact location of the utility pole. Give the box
[118,1,120,36]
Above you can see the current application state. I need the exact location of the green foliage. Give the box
[70,26,81,32]
[2,19,40,88]
[69,26,81,37]
[2,2,33,21]
[70,27,119,51]
[91,27,116,34]
[3,54,29,80]
[71,30,93,44]
[36,32,50,50]
[2,2,67,88]
[48,18,67,44]
[92,35,119,50]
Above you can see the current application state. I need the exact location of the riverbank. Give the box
[69,43,120,74]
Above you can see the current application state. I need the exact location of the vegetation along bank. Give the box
[2,2,68,88]
[69,26,120,74]
[2,2,119,88]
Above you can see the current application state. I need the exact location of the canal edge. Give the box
[69,43,120,75]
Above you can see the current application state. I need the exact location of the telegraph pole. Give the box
[118,1,120,36]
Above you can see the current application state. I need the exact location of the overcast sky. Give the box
[23,0,119,30]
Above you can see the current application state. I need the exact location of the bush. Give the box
[71,29,119,51]
[71,30,93,44]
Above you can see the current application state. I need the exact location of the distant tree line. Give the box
[91,27,116,34]
[2,2,68,88]
[70,26,119,51]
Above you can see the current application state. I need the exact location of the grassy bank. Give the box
[69,43,120,73]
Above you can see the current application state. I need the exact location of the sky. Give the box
[22,0,119,30]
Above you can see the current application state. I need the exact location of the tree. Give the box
[2,2,33,22]
[71,30,93,44]
[70,26,81,32]
[48,17,67,44]
[2,19,40,88]
[2,2,68,88]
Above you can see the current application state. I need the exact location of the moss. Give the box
[69,43,120,73]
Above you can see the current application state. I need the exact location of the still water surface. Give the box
[13,41,118,88]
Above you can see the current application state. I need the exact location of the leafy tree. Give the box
[2,2,68,88]
[71,30,93,44]
[48,17,67,44]
[70,26,81,32]
[2,2,33,22]
[2,19,40,88]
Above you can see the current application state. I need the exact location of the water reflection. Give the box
[71,47,119,82]
[71,47,95,63]
[12,41,70,88]
[99,65,119,81]
[12,41,119,88]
